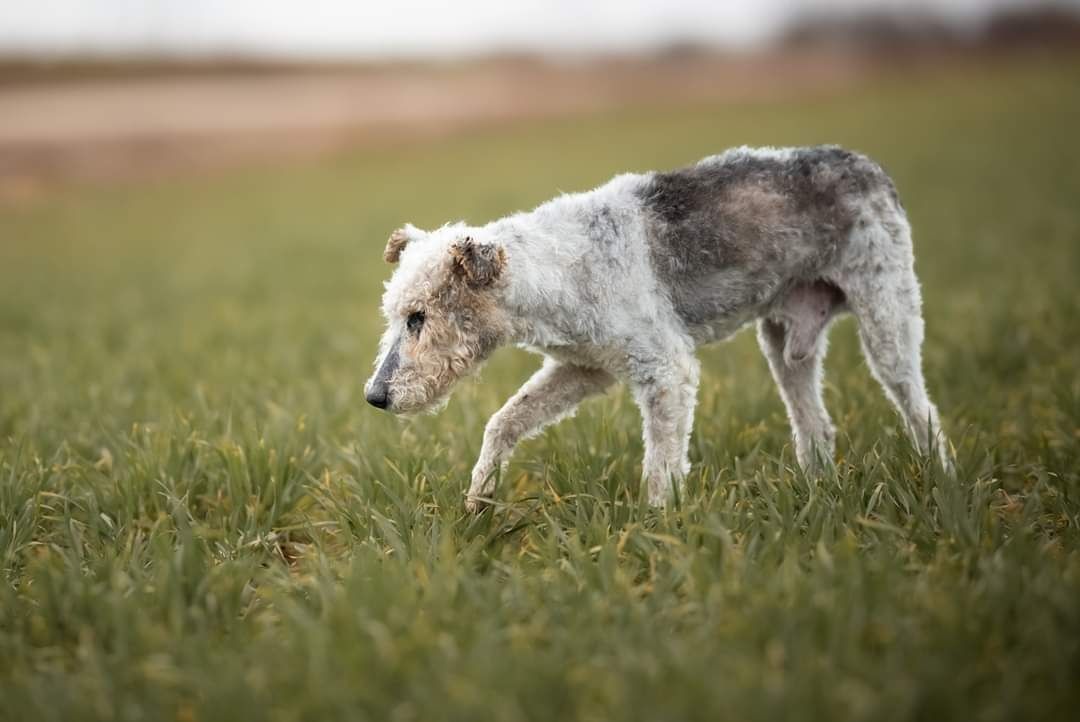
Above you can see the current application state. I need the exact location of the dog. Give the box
[365,145,952,512]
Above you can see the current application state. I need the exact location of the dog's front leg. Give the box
[465,360,614,512]
[630,354,701,507]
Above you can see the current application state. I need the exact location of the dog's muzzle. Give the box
[365,384,390,410]
[366,336,400,412]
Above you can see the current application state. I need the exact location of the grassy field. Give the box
[1,56,1079,721]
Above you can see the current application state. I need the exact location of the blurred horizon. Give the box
[2,0,1078,205]
[2,0,1076,61]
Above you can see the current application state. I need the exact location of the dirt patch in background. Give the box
[0,48,1055,204]
[0,51,885,203]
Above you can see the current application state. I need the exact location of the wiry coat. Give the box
[365,145,952,510]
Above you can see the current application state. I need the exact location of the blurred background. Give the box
[4,6,1080,718]
[2,0,1078,202]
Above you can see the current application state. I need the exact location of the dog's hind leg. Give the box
[466,359,614,512]
[758,317,836,472]
[842,261,953,473]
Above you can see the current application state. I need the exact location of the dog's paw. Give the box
[466,461,499,514]
[464,495,487,514]
[647,492,670,509]
[645,477,680,509]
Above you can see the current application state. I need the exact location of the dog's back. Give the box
[636,145,902,335]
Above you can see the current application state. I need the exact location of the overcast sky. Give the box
[0,0,1060,59]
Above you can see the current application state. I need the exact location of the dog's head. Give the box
[365,223,510,414]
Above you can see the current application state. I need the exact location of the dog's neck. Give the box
[485,212,601,350]
[480,216,542,345]
[479,170,650,351]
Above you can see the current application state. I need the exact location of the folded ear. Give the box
[450,237,506,288]
[384,224,426,263]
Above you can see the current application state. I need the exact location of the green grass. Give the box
[1,56,1079,722]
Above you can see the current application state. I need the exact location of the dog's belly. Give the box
[527,342,630,373]
[667,267,785,343]
[690,315,760,345]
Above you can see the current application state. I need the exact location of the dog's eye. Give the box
[406,311,426,334]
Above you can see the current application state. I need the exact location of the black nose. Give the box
[366,386,389,410]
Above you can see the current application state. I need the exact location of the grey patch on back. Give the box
[637,146,897,329]
[583,205,621,246]
[562,202,641,333]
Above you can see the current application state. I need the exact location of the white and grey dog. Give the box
[365,145,951,512]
